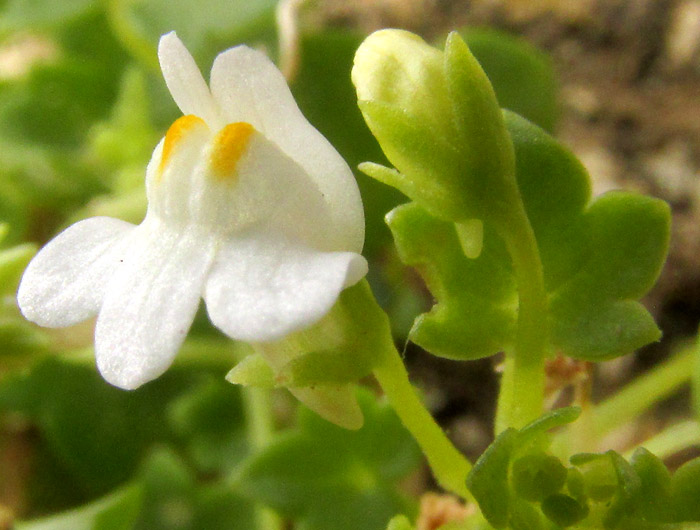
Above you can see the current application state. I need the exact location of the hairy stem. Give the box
[373,343,473,501]
[495,205,548,433]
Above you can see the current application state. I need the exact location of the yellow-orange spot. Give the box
[209,122,255,182]
[158,115,207,178]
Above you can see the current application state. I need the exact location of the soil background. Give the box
[315,0,700,463]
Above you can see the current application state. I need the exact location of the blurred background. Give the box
[0,0,698,528]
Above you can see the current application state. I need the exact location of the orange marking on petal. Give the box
[158,115,208,178]
[209,122,255,182]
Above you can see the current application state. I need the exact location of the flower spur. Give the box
[17,32,367,391]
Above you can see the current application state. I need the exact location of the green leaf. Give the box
[461,28,558,132]
[120,0,277,67]
[386,202,515,360]
[605,451,642,529]
[15,485,142,530]
[671,457,700,522]
[386,515,413,530]
[0,357,217,495]
[0,0,98,32]
[235,388,420,530]
[443,31,517,225]
[511,452,567,502]
[226,353,276,388]
[0,240,35,295]
[517,406,581,447]
[134,449,255,530]
[386,110,669,361]
[466,428,517,528]
[541,494,588,528]
[630,448,672,523]
[467,408,579,528]
[167,379,247,473]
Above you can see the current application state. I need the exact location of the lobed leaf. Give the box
[387,110,669,361]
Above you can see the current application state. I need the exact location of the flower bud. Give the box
[353,30,519,228]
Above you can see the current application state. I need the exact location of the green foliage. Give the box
[235,389,421,530]
[387,111,669,362]
[120,0,277,65]
[511,453,567,502]
[0,357,243,505]
[671,457,700,522]
[15,485,142,530]
[461,28,558,132]
[467,407,580,528]
[469,410,700,530]
[0,0,98,33]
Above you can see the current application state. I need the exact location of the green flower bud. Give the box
[352,29,519,228]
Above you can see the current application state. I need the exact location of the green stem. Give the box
[373,343,473,501]
[592,346,696,439]
[494,206,548,433]
[107,0,160,73]
[624,420,700,460]
[240,385,284,530]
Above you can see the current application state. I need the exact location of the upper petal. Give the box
[95,219,217,390]
[17,217,135,327]
[158,32,222,128]
[203,230,367,343]
[209,45,364,253]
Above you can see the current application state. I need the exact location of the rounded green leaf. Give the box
[671,457,700,521]
[511,452,567,502]
[541,494,588,527]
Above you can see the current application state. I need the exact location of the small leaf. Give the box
[629,448,672,522]
[235,388,420,530]
[226,353,276,388]
[462,28,558,132]
[466,428,518,528]
[604,451,642,529]
[386,202,515,360]
[511,452,567,502]
[671,456,700,522]
[386,515,413,530]
[14,485,142,530]
[384,110,669,362]
[541,494,588,528]
[518,407,581,447]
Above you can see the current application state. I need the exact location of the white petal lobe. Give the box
[95,220,217,390]
[17,217,134,327]
[158,32,222,127]
[204,231,368,343]
[210,45,365,252]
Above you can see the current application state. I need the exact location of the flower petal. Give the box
[158,32,222,128]
[209,45,364,253]
[95,220,217,390]
[17,217,135,327]
[203,230,367,343]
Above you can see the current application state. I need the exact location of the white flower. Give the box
[17,31,367,390]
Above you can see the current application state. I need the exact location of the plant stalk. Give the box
[494,205,549,433]
[373,343,473,501]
